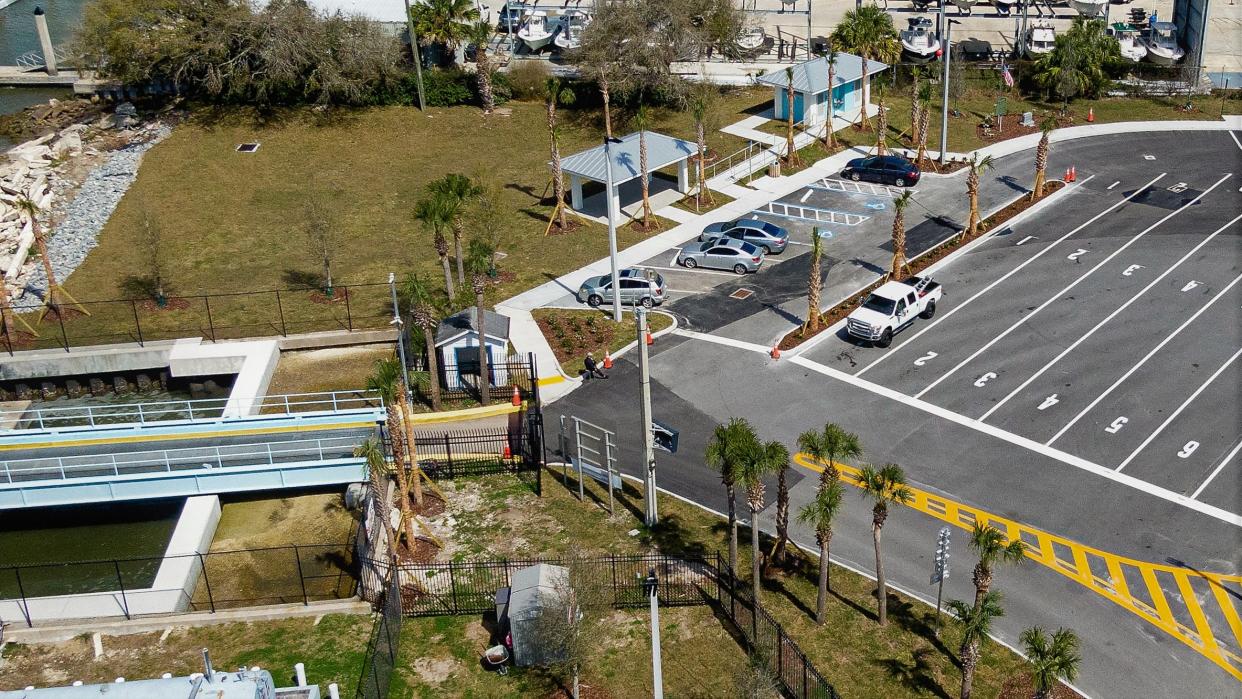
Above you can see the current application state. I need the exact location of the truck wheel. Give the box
[920,301,937,319]
[588,295,603,308]
[876,329,894,348]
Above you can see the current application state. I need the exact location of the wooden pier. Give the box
[0,66,118,93]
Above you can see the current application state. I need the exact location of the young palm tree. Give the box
[822,44,839,149]
[1031,116,1057,199]
[784,67,799,167]
[1021,626,1082,699]
[689,85,715,209]
[858,463,913,626]
[467,238,495,406]
[737,438,788,603]
[764,443,794,573]
[797,423,862,485]
[948,592,1005,699]
[969,522,1027,611]
[914,82,933,169]
[428,174,482,286]
[965,153,995,238]
[415,194,456,302]
[366,357,425,507]
[830,5,900,131]
[401,273,444,411]
[355,436,407,552]
[705,418,759,575]
[0,273,17,338]
[890,190,912,281]
[633,103,657,230]
[544,77,576,233]
[874,86,888,156]
[467,21,495,112]
[804,230,823,332]
[409,0,480,67]
[796,478,844,624]
[909,67,922,139]
[15,196,78,320]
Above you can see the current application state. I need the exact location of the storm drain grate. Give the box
[730,288,754,300]
[236,143,261,153]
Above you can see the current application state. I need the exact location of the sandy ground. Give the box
[211,491,356,551]
[265,345,393,396]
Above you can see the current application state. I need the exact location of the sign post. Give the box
[931,525,951,636]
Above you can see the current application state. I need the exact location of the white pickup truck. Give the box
[846,276,943,348]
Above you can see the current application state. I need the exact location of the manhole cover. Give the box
[236,143,261,153]
[730,288,754,300]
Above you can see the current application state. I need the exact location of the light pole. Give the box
[388,273,412,400]
[938,18,959,166]
[603,136,623,323]
[644,569,664,699]
[931,525,951,636]
[402,0,426,111]
[637,307,657,526]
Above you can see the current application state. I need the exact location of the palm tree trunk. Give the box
[388,410,419,553]
[766,466,789,571]
[421,320,443,411]
[727,484,738,574]
[785,82,797,165]
[967,187,980,237]
[475,297,490,406]
[600,74,612,139]
[826,62,837,148]
[972,562,990,611]
[750,505,762,603]
[815,534,830,624]
[33,222,60,311]
[859,56,871,130]
[548,103,568,232]
[695,120,711,207]
[891,213,906,280]
[960,642,978,699]
[477,50,494,113]
[441,255,455,301]
[398,393,424,506]
[639,130,653,228]
[453,224,465,286]
[874,521,887,625]
[806,240,821,331]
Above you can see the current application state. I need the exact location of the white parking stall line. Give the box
[1192,440,1242,500]
[754,201,870,226]
[855,173,1166,378]
[1230,131,1242,152]
[667,248,683,267]
[1115,345,1242,473]
[800,190,813,203]
[979,212,1242,421]
[1046,271,1242,445]
[912,173,1232,400]
[812,178,915,198]
[665,288,704,295]
[785,240,813,247]
[642,265,743,278]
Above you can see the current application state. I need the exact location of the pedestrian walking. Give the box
[584,351,608,379]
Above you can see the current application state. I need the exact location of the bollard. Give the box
[294,663,307,687]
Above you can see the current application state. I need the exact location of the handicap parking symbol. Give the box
[864,200,887,211]
[814,228,834,240]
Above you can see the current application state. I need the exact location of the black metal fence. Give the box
[411,412,544,494]
[0,544,356,628]
[409,352,538,406]
[355,570,403,699]
[2,282,394,355]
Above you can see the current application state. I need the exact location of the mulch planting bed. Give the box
[138,296,192,312]
[535,310,625,367]
[411,492,446,518]
[396,536,441,564]
[308,288,348,305]
[779,180,1065,351]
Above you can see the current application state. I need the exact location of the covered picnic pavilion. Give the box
[559,131,698,223]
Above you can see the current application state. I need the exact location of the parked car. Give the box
[845,276,943,347]
[577,268,667,308]
[699,218,790,254]
[841,154,921,187]
[677,238,764,274]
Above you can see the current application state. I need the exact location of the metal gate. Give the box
[558,415,620,513]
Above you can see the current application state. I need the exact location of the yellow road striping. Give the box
[537,375,566,386]
[793,452,1242,683]
[0,420,380,452]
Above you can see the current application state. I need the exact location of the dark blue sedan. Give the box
[841,155,921,187]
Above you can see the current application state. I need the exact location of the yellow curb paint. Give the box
[0,420,379,452]
[793,452,1242,682]
[537,375,566,386]
[404,402,522,425]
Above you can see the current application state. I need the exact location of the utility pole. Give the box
[932,526,951,636]
[637,307,657,526]
[604,136,622,322]
[938,18,957,166]
[644,569,664,699]
[388,273,412,399]
[402,0,427,111]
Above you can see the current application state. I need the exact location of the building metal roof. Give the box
[755,53,889,95]
[435,306,512,347]
[559,131,697,185]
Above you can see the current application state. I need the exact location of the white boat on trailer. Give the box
[1141,21,1185,65]
[900,17,941,63]
[1109,22,1147,62]
[553,9,591,51]
[951,0,979,14]
[518,10,555,52]
[1025,23,1056,56]
[1068,0,1109,17]
[991,0,1018,17]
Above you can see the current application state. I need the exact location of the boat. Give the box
[1108,22,1147,62]
[495,1,529,33]
[553,9,591,51]
[951,0,979,14]
[900,17,941,63]
[1141,22,1185,65]
[1068,0,1108,17]
[517,11,555,52]
[991,0,1018,17]
[736,26,767,52]
[1025,23,1056,56]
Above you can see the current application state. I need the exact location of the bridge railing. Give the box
[0,390,384,431]
[0,434,367,484]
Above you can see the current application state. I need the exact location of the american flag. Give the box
[1001,64,1015,88]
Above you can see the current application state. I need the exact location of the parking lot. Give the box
[802,134,1242,516]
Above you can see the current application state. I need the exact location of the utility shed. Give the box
[507,563,572,667]
[434,306,511,391]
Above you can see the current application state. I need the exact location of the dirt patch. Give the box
[266,345,393,396]
[137,296,192,312]
[211,491,355,551]
[396,537,441,564]
[412,492,446,518]
[999,673,1081,699]
[411,656,460,684]
[307,288,349,305]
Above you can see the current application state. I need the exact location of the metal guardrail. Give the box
[0,390,384,430]
[0,435,365,484]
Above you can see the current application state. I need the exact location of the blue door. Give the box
[793,91,805,123]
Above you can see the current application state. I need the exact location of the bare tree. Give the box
[522,560,610,698]
[689,84,717,210]
[304,196,335,297]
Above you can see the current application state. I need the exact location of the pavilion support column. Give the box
[608,185,621,223]
[570,175,583,211]
[678,160,689,193]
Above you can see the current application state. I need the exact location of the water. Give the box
[0,0,87,145]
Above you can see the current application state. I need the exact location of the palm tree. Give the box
[1032,116,1057,200]
[804,230,823,332]
[822,44,839,149]
[1021,626,1081,699]
[796,478,844,624]
[909,67,922,138]
[356,436,408,553]
[428,174,482,286]
[857,463,913,626]
[689,85,715,209]
[764,443,794,573]
[401,273,444,411]
[968,522,1027,611]
[914,82,933,169]
[830,5,900,131]
[797,423,862,485]
[466,238,495,406]
[410,0,480,67]
[633,103,657,230]
[965,153,995,238]
[705,418,759,575]
[737,438,787,603]
[367,357,424,507]
[783,67,799,167]
[545,77,576,233]
[15,196,75,321]
[890,190,912,281]
[874,86,888,156]
[467,21,495,113]
[415,194,456,302]
[948,592,1005,699]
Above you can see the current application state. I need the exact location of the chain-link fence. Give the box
[354,570,402,699]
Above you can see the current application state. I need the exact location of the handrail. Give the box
[0,390,385,431]
[0,435,366,484]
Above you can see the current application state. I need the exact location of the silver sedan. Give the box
[676,238,765,274]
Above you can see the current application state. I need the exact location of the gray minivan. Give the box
[576,268,668,308]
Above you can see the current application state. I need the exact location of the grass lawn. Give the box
[0,614,372,695]
[532,308,674,377]
[265,345,395,396]
[424,468,1053,698]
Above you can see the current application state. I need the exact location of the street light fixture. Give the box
[939,18,961,167]
[603,136,624,323]
[388,273,413,401]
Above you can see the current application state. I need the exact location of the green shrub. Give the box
[419,69,474,107]
[506,60,550,100]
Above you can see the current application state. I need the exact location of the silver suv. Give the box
[577,268,667,308]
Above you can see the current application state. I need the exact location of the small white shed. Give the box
[507,563,572,667]
[433,306,511,392]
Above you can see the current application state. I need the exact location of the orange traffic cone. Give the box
[1087,107,1094,123]
[646,332,654,346]
[503,444,512,459]
[770,344,781,359]
[1069,166,1077,182]
[1064,167,1072,182]
[603,350,613,369]
[511,385,521,406]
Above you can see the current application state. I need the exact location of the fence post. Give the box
[275,290,288,337]
[448,560,459,615]
[13,568,32,627]
[130,300,144,346]
[204,296,216,342]
[344,285,353,331]
[199,552,216,613]
[444,434,453,479]
[294,545,309,606]
[113,560,131,620]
